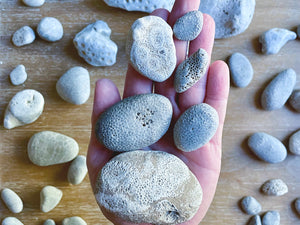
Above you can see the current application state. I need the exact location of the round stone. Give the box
[10,65,27,85]
[2,217,24,225]
[240,196,261,215]
[67,155,87,185]
[261,179,288,196]
[1,188,23,213]
[40,186,63,213]
[289,130,300,155]
[262,211,280,225]
[12,26,35,47]
[62,217,87,225]
[22,0,45,7]
[289,90,300,112]
[37,17,63,42]
[44,219,55,225]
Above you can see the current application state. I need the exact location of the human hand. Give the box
[87,1,230,224]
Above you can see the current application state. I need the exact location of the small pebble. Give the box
[40,186,63,213]
[289,90,300,112]
[1,188,23,213]
[262,211,280,225]
[261,179,288,196]
[240,196,261,215]
[12,26,35,47]
[62,217,87,225]
[259,28,296,54]
[297,25,300,38]
[173,10,203,41]
[261,69,296,111]
[248,215,262,225]
[44,219,55,225]
[228,52,253,88]
[289,130,300,155]
[294,198,300,216]
[2,217,24,225]
[9,64,27,85]
[37,17,63,42]
[4,89,44,129]
[22,0,45,7]
[28,131,79,166]
[67,155,87,185]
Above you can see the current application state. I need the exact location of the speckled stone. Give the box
[289,130,300,155]
[261,179,288,196]
[240,196,261,215]
[22,0,45,7]
[67,155,87,185]
[1,188,23,213]
[248,215,262,225]
[44,219,55,225]
[37,17,63,42]
[2,217,24,225]
[12,26,35,47]
[126,16,176,82]
[289,90,300,112]
[40,186,63,213]
[262,211,280,225]
[95,150,202,225]
[295,198,300,216]
[261,69,296,111]
[62,217,87,225]
[95,94,172,152]
[10,65,27,85]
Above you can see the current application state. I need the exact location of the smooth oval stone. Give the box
[289,130,300,155]
[56,66,90,105]
[95,94,172,152]
[174,103,219,152]
[295,198,300,216]
[173,10,203,41]
[40,186,63,213]
[248,132,287,163]
[261,69,296,111]
[240,196,261,215]
[228,52,253,88]
[261,179,288,196]
[2,217,24,225]
[199,0,255,39]
[62,217,87,225]
[259,28,297,55]
[262,211,280,225]
[248,215,262,225]
[289,90,300,112]
[44,219,55,225]
[28,131,79,166]
[174,48,209,93]
[10,65,27,85]
[23,0,45,7]
[1,188,23,213]
[95,150,202,225]
[297,25,300,38]
[126,16,176,82]
[12,26,35,47]
[67,155,87,185]
[37,17,63,42]
[4,89,44,129]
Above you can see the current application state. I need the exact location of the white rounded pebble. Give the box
[173,10,203,41]
[96,150,202,225]
[37,17,63,42]
[259,28,297,55]
[248,215,262,225]
[289,90,300,112]
[295,198,300,216]
[126,15,176,82]
[261,179,288,196]
[23,0,45,7]
[44,219,55,225]
[4,89,44,129]
[240,196,261,215]
[262,211,280,225]
[28,131,79,166]
[174,48,209,93]
[56,66,90,105]
[10,65,27,85]
[289,130,300,155]
[73,20,118,67]
[12,26,35,47]
[174,103,219,152]
[1,188,23,213]
[67,155,87,185]
[2,217,24,225]
[62,217,87,225]
[248,132,287,163]
[228,52,253,88]
[40,186,63,213]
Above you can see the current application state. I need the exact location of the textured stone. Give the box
[10,65,27,85]
[62,217,87,225]
[248,132,287,163]
[73,20,117,67]
[248,215,262,225]
[174,103,219,152]
[261,179,288,196]
[37,17,63,42]
[228,52,253,88]
[126,16,176,82]
[40,186,63,213]
[295,198,300,216]
[289,130,300,155]
[1,188,23,213]
[44,219,55,225]
[2,217,24,225]
[96,94,172,152]
[56,66,90,105]
[12,26,35,47]
[173,10,203,41]
[240,196,261,215]
[67,155,87,185]
[22,0,45,7]
[28,131,79,166]
[95,150,202,225]
[261,69,296,111]
[289,90,300,112]
[259,28,296,54]
[4,89,44,129]
[262,211,280,225]
[174,48,209,93]
[199,0,256,39]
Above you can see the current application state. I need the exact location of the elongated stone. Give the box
[62,217,87,225]
[1,188,23,213]
[262,211,280,225]
[2,217,24,225]
[67,155,87,185]
[289,130,300,155]
[23,0,45,7]
[40,186,63,213]
[261,179,288,196]
[240,196,261,215]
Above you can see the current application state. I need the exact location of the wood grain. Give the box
[1,0,300,224]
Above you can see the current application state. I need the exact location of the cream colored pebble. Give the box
[1,188,23,213]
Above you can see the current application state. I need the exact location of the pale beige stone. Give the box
[40,186,63,213]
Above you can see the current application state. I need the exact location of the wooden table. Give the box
[1,0,300,224]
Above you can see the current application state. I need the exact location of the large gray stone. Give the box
[289,130,300,155]
[1,188,23,213]
[261,179,288,196]
[262,211,280,225]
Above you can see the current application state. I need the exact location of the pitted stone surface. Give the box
[261,179,288,196]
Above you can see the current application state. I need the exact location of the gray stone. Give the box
[126,15,176,82]
[1,188,23,213]
[174,48,209,93]
[23,0,45,7]
[12,26,35,47]
[261,179,288,196]
[2,217,24,225]
[228,52,253,88]
[289,90,300,112]
[248,215,262,225]
[73,20,117,67]
[173,10,203,41]
[44,219,55,225]
[295,198,300,216]
[95,150,202,225]
[4,89,44,129]
[297,25,300,38]
[199,0,256,39]
[67,155,87,185]
[56,66,90,105]
[37,17,63,42]
[248,132,287,163]
[240,196,261,215]
[62,217,87,225]
[289,130,300,155]
[28,131,79,166]
[103,0,175,13]
[261,69,296,111]
[259,28,297,55]
[10,65,27,85]
[262,211,280,225]
[40,186,63,213]
[95,94,172,152]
